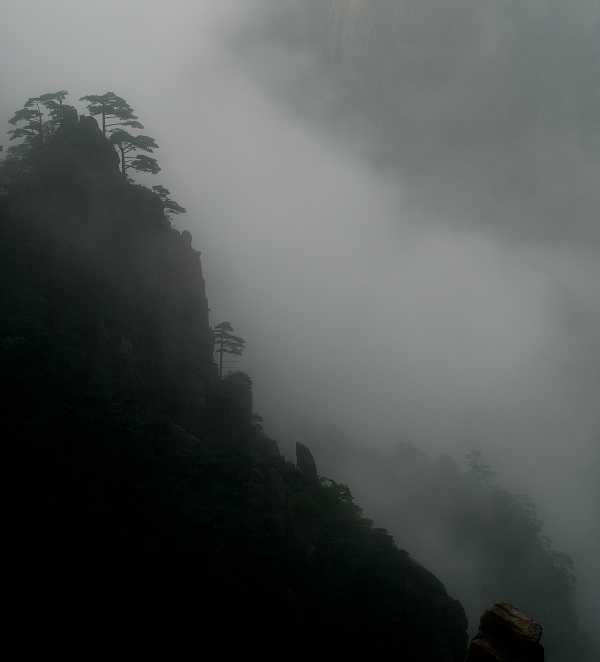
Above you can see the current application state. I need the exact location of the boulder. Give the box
[466,602,544,661]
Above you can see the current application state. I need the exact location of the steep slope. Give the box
[1,112,469,658]
[281,423,598,661]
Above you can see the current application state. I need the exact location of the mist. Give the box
[1,0,598,642]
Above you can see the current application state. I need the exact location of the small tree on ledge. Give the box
[81,92,160,178]
[79,92,143,137]
[110,130,160,176]
[214,322,245,378]
[152,185,186,221]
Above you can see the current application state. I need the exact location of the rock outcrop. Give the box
[296,441,318,479]
[250,427,280,459]
[466,602,544,662]
[5,114,216,433]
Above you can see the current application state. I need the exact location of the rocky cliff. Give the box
[291,0,560,100]
[1,108,473,658]
[2,114,215,432]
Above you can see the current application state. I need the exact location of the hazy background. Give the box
[1,0,598,637]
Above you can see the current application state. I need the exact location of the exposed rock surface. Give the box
[466,602,544,662]
[296,441,318,479]
[249,427,280,459]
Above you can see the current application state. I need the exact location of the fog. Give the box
[1,0,598,640]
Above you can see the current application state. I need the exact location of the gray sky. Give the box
[1,0,598,634]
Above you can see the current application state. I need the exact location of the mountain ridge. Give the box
[1,108,470,658]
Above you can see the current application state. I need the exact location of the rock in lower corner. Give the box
[466,602,544,661]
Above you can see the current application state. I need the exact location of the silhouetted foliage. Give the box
[8,90,75,148]
[110,130,160,176]
[1,90,167,198]
[79,93,160,177]
[152,185,186,220]
[1,91,77,192]
[214,321,246,378]
[80,92,143,137]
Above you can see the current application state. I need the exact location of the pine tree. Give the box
[110,130,160,176]
[79,92,143,137]
[214,322,245,378]
[152,185,186,220]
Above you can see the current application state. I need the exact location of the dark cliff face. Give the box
[2,115,215,432]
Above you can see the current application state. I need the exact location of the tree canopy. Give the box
[4,91,157,177]
[152,185,186,220]
[7,90,75,150]
[110,130,160,176]
[1,91,77,193]
[79,92,143,137]
[79,92,160,177]
[1,91,177,199]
